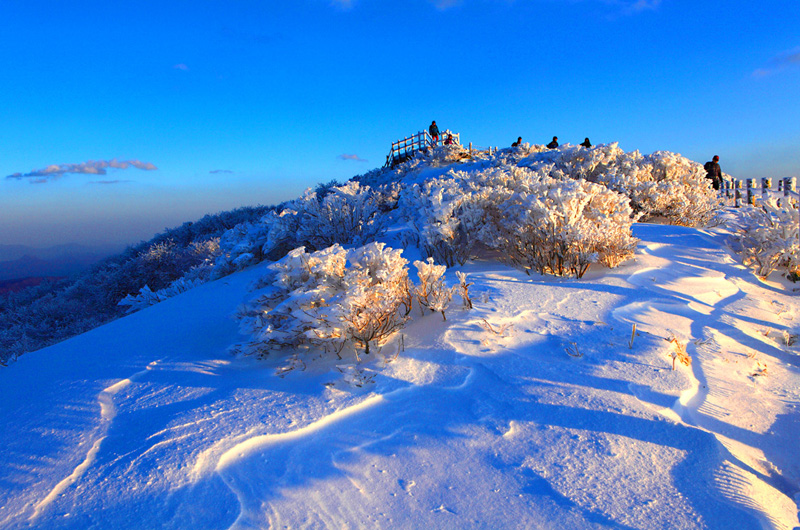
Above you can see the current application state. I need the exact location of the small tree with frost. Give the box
[232,242,413,360]
[413,258,454,320]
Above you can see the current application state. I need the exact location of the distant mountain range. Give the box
[0,243,123,282]
[0,276,65,295]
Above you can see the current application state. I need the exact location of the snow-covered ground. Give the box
[1,219,799,529]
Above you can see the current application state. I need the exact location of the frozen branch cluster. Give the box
[118,278,205,312]
[729,198,799,278]
[212,181,385,278]
[232,242,415,359]
[401,165,639,277]
[413,258,454,319]
[517,143,719,226]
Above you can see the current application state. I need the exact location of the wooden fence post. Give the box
[786,177,797,195]
[746,179,756,205]
[762,178,771,199]
[734,180,742,208]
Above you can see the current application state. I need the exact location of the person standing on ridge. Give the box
[547,136,559,149]
[429,121,440,147]
[704,155,722,190]
[580,138,592,148]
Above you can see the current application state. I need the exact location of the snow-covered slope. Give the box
[1,220,798,529]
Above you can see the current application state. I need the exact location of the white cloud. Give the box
[6,159,158,183]
[173,63,190,71]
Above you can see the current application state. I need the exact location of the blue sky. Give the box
[1,0,798,248]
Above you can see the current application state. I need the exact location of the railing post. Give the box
[786,177,796,196]
[746,179,757,205]
[762,178,771,199]
[724,178,731,200]
[734,179,742,208]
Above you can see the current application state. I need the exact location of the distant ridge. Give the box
[0,244,120,281]
[0,277,64,295]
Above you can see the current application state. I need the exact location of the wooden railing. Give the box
[721,177,798,207]
[385,130,461,167]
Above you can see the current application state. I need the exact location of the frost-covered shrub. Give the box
[212,209,300,278]
[211,181,384,279]
[729,199,799,277]
[401,175,477,266]
[118,277,205,313]
[492,176,639,277]
[295,181,384,249]
[400,165,639,277]
[232,242,412,359]
[519,143,719,226]
[414,258,455,320]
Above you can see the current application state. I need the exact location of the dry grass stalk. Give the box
[565,341,583,358]
[480,319,512,335]
[751,361,768,378]
[668,337,691,370]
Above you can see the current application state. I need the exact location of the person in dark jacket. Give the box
[429,121,440,146]
[512,136,522,148]
[580,138,592,148]
[547,136,559,149]
[704,155,722,190]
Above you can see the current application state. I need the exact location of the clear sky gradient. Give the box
[2,0,798,248]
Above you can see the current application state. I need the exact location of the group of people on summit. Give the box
[432,120,594,151]
[510,136,592,149]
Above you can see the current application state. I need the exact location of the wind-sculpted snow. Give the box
[1,222,799,529]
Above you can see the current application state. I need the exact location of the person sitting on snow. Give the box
[547,136,559,149]
[580,138,592,148]
[444,134,454,146]
[512,136,522,148]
